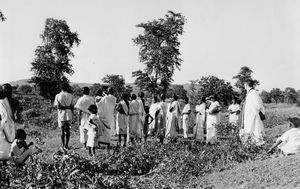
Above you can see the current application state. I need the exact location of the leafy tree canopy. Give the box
[30,18,80,101]
[233,66,259,99]
[132,11,186,94]
[102,74,126,100]
[269,88,284,103]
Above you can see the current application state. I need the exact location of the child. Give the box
[10,129,34,166]
[268,117,300,156]
[143,106,154,142]
[87,104,100,157]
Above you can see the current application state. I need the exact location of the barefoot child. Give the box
[87,105,100,157]
[10,129,34,166]
[143,106,154,142]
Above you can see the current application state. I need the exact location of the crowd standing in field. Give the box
[1,79,300,166]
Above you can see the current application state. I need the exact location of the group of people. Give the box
[1,78,300,166]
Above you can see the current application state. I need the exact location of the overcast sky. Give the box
[1,0,300,91]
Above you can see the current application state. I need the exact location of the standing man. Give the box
[165,94,181,138]
[182,97,191,139]
[74,87,95,149]
[129,94,141,144]
[241,79,265,145]
[137,92,145,142]
[54,83,75,150]
[98,87,117,145]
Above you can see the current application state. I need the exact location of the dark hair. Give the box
[122,93,128,100]
[15,129,27,140]
[201,97,206,103]
[173,94,178,100]
[82,87,90,95]
[61,83,69,91]
[96,89,103,96]
[3,83,12,98]
[131,94,137,100]
[144,106,149,113]
[138,92,144,98]
[88,104,97,114]
[184,96,189,103]
[161,94,166,101]
[288,117,300,128]
[0,87,6,99]
[153,95,158,102]
[245,79,255,88]
[107,87,114,95]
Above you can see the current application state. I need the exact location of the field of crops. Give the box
[1,95,300,188]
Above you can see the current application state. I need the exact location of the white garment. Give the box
[0,98,15,160]
[129,100,141,138]
[75,95,95,144]
[97,94,116,137]
[243,89,265,145]
[149,103,160,132]
[165,101,180,138]
[159,101,168,130]
[194,103,206,141]
[228,104,241,125]
[206,101,221,143]
[116,100,129,135]
[54,91,75,127]
[87,114,99,147]
[182,103,191,138]
[277,128,300,155]
[137,99,145,135]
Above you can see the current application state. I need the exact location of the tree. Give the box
[269,88,284,103]
[198,75,235,106]
[233,66,259,99]
[90,83,102,96]
[284,87,298,103]
[102,74,126,100]
[132,11,186,94]
[187,80,201,107]
[0,10,6,21]
[30,18,80,101]
[260,90,272,103]
[71,84,82,97]
[17,84,33,95]
[167,84,187,99]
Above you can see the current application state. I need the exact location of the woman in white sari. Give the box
[206,95,221,144]
[165,94,181,138]
[194,97,206,142]
[0,84,17,162]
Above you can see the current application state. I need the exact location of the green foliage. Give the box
[102,74,126,100]
[260,90,272,103]
[284,87,298,103]
[269,88,284,103]
[198,75,235,105]
[17,84,33,95]
[30,18,80,101]
[166,84,187,99]
[132,11,186,94]
[233,66,259,99]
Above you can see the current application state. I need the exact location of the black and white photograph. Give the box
[1,0,300,188]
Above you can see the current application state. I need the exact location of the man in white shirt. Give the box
[182,97,191,138]
[54,83,75,150]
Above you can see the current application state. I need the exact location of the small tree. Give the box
[260,90,272,103]
[30,18,80,101]
[18,85,33,95]
[233,66,259,99]
[269,88,284,103]
[284,87,298,103]
[187,80,201,107]
[132,11,186,94]
[198,75,235,106]
[102,74,126,100]
[167,84,187,99]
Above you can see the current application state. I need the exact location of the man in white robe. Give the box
[54,83,75,149]
[137,92,145,140]
[149,96,160,136]
[74,87,94,148]
[116,93,129,147]
[129,94,141,143]
[206,95,221,144]
[194,97,206,141]
[182,97,191,138]
[97,87,117,144]
[241,79,265,145]
[0,87,15,161]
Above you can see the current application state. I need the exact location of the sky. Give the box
[1,0,300,91]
